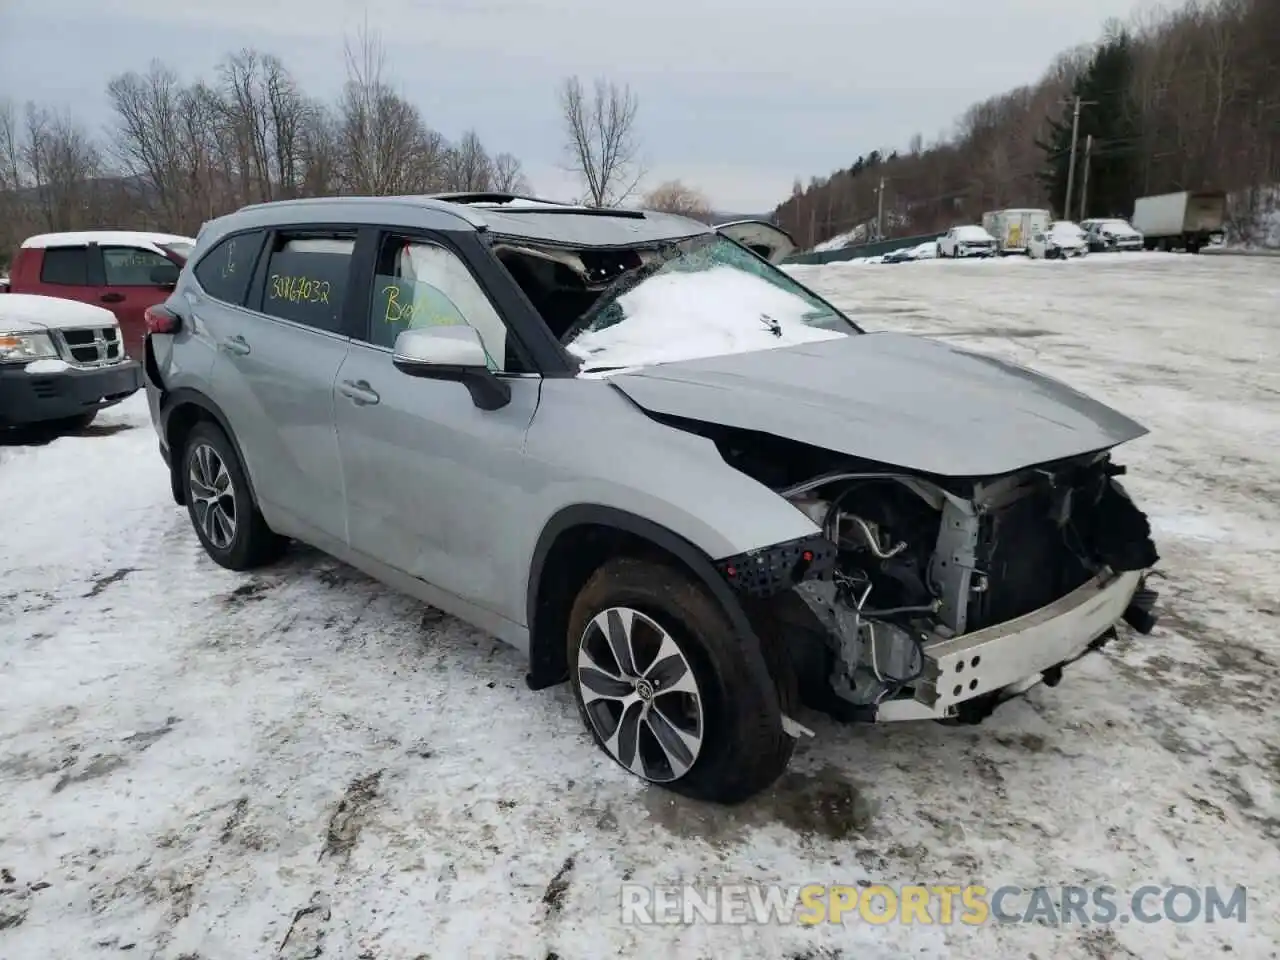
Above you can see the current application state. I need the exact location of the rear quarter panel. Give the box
[149,282,220,437]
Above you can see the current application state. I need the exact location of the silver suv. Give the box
[144,193,1161,804]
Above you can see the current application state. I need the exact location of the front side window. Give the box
[259,234,355,334]
[367,237,514,372]
[561,235,856,373]
[102,246,175,286]
[40,247,89,285]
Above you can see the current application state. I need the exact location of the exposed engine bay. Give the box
[703,430,1162,724]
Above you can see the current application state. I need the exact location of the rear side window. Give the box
[258,233,355,334]
[102,246,175,286]
[194,231,263,306]
[40,247,89,285]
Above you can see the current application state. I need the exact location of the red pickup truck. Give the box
[4,231,195,360]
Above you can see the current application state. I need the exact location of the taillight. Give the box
[144,304,181,334]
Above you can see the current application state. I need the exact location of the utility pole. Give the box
[875,177,886,241]
[1063,97,1097,219]
[1079,134,1093,221]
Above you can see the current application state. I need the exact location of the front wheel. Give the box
[567,558,794,804]
[55,411,98,432]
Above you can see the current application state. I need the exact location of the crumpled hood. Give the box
[607,331,1148,478]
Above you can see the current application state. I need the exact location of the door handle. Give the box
[339,379,380,406]
[100,292,125,304]
[220,335,251,356]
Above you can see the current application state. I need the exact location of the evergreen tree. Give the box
[1038,31,1142,219]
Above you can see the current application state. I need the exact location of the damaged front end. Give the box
[715,453,1160,724]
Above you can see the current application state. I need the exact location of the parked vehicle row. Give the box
[883,215,1155,265]
[877,189,1226,265]
[1,230,194,434]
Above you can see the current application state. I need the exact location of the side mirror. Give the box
[150,263,180,287]
[392,325,511,411]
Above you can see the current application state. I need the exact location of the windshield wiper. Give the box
[759,313,782,337]
[579,364,629,374]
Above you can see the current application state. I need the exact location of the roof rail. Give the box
[431,192,650,219]
[429,192,573,206]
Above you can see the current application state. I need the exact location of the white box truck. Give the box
[982,209,1052,255]
[1131,191,1226,253]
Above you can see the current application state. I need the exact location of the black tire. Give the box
[567,557,794,804]
[57,411,97,431]
[181,421,285,570]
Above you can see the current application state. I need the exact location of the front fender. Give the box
[519,379,821,572]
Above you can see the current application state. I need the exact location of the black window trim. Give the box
[191,228,269,307]
[354,226,545,376]
[245,224,366,340]
[462,230,578,374]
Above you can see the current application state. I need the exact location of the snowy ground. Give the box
[3,252,1280,959]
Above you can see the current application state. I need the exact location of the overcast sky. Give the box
[0,0,1175,211]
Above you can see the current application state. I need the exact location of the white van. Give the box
[982,209,1052,255]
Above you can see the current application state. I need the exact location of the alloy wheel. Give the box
[188,443,237,549]
[576,606,704,783]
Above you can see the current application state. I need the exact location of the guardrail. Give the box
[783,233,939,266]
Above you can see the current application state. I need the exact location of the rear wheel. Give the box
[181,421,285,570]
[567,558,794,804]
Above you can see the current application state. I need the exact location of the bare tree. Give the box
[0,101,22,194]
[558,76,642,207]
[107,62,193,228]
[443,130,493,191]
[491,152,531,193]
[337,25,447,194]
[298,101,341,197]
[21,104,102,231]
[642,179,713,220]
[215,49,308,204]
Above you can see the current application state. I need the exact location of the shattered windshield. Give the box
[562,235,857,373]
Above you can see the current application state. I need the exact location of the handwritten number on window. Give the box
[268,274,331,305]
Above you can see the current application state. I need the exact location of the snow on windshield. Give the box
[565,252,848,372]
[955,226,993,241]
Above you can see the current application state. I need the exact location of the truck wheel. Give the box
[57,411,98,432]
[567,557,794,804]
[181,421,285,570]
